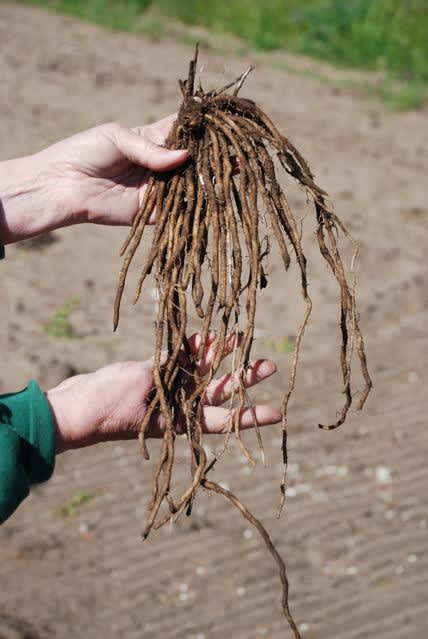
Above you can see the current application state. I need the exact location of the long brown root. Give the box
[114,46,372,636]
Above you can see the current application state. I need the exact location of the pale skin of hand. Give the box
[0,115,188,242]
[0,116,280,453]
[47,332,280,454]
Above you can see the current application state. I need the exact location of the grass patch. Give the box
[158,0,428,85]
[58,490,95,518]
[265,337,295,355]
[18,0,428,107]
[20,0,160,35]
[43,297,79,340]
[364,79,427,111]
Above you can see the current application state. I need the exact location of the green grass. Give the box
[43,297,79,340]
[265,336,295,354]
[19,0,428,106]
[58,490,95,518]
[20,0,162,35]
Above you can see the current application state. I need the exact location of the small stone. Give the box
[375,466,392,483]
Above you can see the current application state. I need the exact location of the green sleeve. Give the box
[0,380,56,524]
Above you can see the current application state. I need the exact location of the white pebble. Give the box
[179,583,189,593]
[407,554,417,563]
[79,523,89,534]
[298,623,310,632]
[407,371,419,384]
[243,528,253,540]
[375,466,392,483]
[344,566,359,576]
[196,565,206,576]
[236,586,246,596]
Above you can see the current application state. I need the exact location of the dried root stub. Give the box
[114,46,372,638]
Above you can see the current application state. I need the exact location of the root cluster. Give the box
[113,47,372,637]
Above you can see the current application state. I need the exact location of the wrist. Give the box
[0,153,65,244]
[45,386,72,454]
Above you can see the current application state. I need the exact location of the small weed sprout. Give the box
[43,297,79,339]
[58,491,95,518]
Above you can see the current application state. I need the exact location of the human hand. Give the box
[46,333,280,454]
[0,116,187,244]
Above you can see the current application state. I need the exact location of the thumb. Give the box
[113,125,188,172]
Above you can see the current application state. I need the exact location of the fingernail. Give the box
[258,360,276,376]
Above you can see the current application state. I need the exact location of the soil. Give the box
[0,3,427,639]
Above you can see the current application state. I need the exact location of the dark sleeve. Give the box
[0,380,56,524]
[0,246,4,259]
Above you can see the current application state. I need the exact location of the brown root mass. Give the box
[113,46,372,637]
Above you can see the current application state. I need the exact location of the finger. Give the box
[146,403,281,439]
[112,124,188,172]
[198,331,243,377]
[149,350,168,368]
[145,113,179,145]
[205,359,277,406]
[187,331,243,377]
[133,113,179,145]
[187,331,217,358]
[201,404,281,435]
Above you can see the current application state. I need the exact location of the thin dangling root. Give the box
[114,45,372,637]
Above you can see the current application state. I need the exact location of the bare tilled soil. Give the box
[1,4,427,639]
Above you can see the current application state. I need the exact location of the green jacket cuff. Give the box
[0,380,56,483]
[0,381,56,524]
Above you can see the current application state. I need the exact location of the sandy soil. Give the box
[1,3,427,638]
